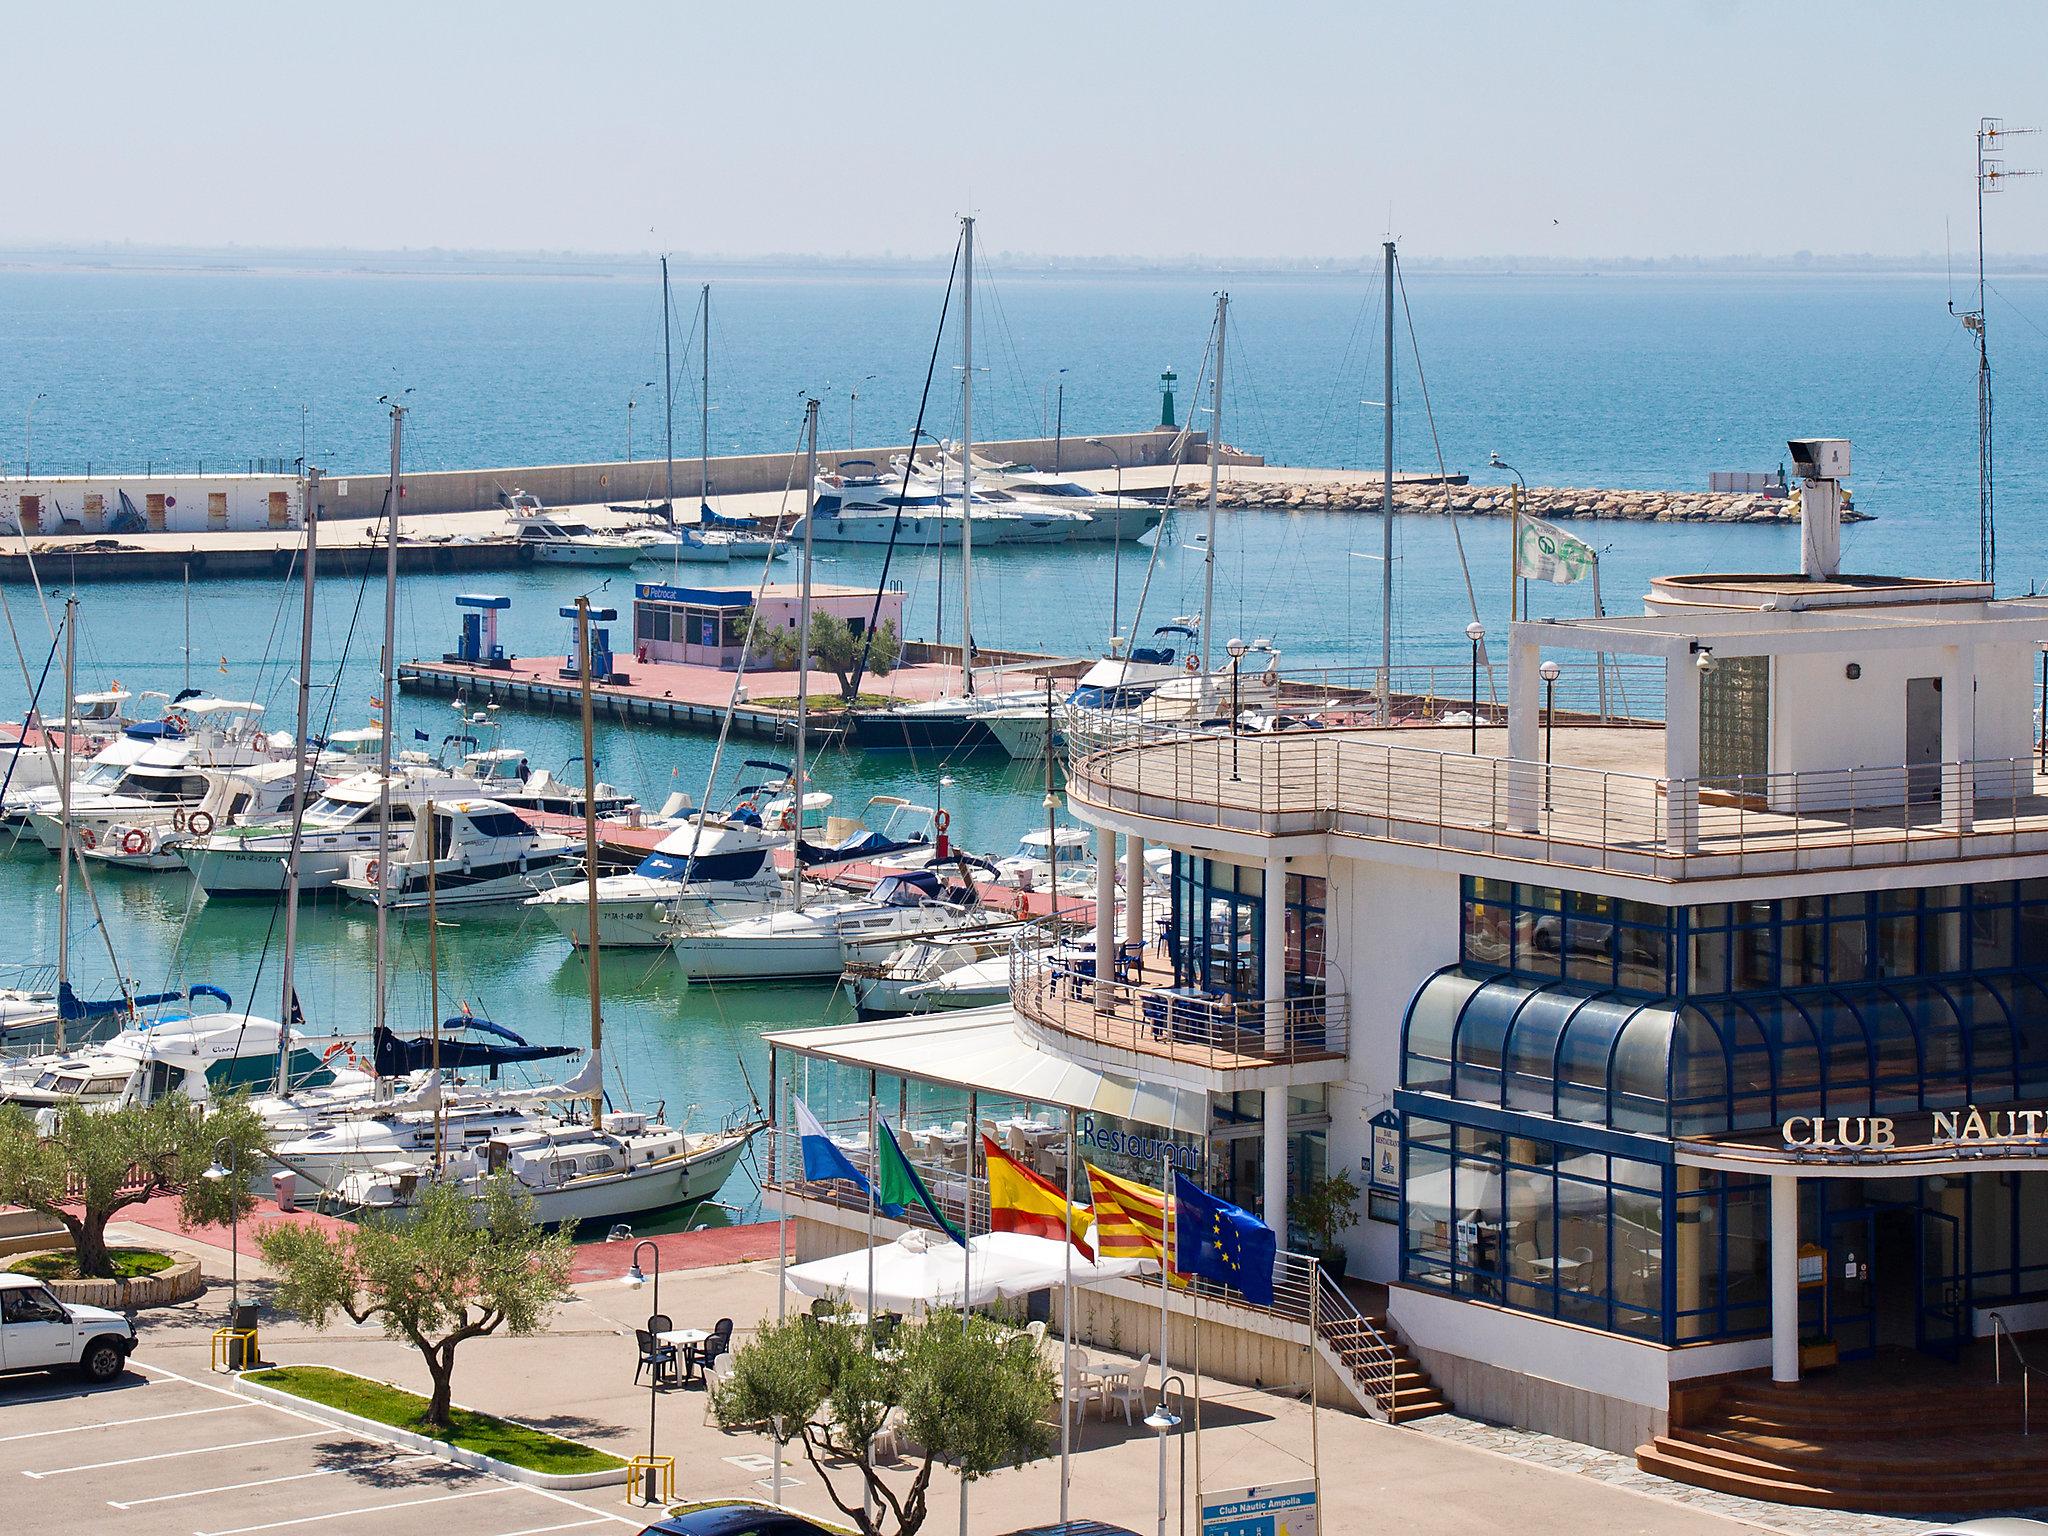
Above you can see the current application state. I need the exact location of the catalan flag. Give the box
[982,1135,1093,1261]
[1083,1162,1168,1261]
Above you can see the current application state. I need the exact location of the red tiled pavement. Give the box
[568,1220,788,1283]
[118,1190,352,1259]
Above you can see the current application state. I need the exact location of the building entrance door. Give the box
[1822,1206,1878,1360]
[1916,1207,1965,1360]
[1906,677,1943,802]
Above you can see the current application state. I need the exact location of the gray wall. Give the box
[319,428,1208,520]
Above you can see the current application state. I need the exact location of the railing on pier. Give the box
[1009,952,1347,1071]
[1071,728,2048,880]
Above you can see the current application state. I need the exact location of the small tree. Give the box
[0,1094,267,1278]
[1296,1167,1361,1266]
[714,1304,1054,1536]
[745,612,900,702]
[258,1172,572,1429]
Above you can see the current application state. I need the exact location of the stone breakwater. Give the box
[1180,480,1869,524]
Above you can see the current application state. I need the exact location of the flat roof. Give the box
[636,580,898,607]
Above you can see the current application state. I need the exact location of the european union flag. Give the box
[1173,1171,1277,1307]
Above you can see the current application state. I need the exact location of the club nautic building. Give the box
[767,446,2048,1508]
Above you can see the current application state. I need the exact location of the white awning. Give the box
[764,1007,1209,1135]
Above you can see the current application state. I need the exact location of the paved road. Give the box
[0,1360,641,1536]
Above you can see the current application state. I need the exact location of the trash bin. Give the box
[271,1171,296,1211]
[229,1304,260,1369]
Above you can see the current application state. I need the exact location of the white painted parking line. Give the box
[503,1484,642,1528]
[0,1401,254,1444]
[22,1429,325,1478]
[195,1483,516,1536]
[109,1454,434,1508]
[490,1520,612,1536]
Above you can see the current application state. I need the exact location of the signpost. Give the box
[1200,1480,1318,1536]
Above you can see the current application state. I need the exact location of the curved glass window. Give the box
[1502,987,1590,1116]
[1807,990,1874,1117]
[1670,1006,1733,1136]
[1557,998,1633,1124]
[1610,1010,1676,1133]
[1861,985,1924,1113]
[1402,970,1480,1095]
[1954,977,2018,1102]
[1450,976,1520,1105]
[1893,980,1964,1109]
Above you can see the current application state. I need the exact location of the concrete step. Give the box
[1635,1442,2044,1514]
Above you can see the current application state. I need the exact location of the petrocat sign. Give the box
[1781,1107,2048,1151]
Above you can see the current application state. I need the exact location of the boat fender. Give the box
[172,808,186,833]
[1185,657,1200,673]
[80,828,96,850]
[188,810,215,837]
[122,828,147,856]
[933,808,951,833]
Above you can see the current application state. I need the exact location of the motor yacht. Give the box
[525,810,790,948]
[506,495,645,566]
[85,760,313,871]
[335,799,577,910]
[667,867,989,981]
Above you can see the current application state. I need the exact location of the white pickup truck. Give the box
[0,1272,138,1382]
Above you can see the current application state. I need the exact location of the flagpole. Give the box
[1591,553,1610,722]
[1156,1153,1172,1536]
[775,1046,787,1323]
[1060,1108,1076,1527]
[1308,1254,1321,1517]
[866,1075,878,1534]
[1508,480,1521,624]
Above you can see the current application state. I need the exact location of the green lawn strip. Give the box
[245,1366,625,1475]
[741,693,895,711]
[9,1248,174,1281]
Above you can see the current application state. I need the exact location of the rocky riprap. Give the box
[1173,480,1869,523]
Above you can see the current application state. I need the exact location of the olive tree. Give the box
[746,612,901,701]
[714,1305,1055,1536]
[258,1172,572,1428]
[0,1093,267,1278]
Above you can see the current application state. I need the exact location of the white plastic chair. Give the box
[1100,1353,1151,1426]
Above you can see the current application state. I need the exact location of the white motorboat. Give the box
[0,689,137,793]
[0,989,338,1111]
[334,799,578,910]
[991,826,1094,894]
[84,760,311,871]
[329,1113,760,1228]
[506,496,645,566]
[667,867,990,981]
[845,922,1047,1016]
[525,810,790,948]
[623,523,732,564]
[1,723,167,833]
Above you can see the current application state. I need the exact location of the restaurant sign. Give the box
[1782,1107,2048,1152]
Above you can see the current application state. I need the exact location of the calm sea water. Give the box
[1,262,2044,1219]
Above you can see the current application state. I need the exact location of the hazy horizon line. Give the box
[5,241,2048,281]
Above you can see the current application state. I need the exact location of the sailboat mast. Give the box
[277,469,319,1092]
[793,398,818,915]
[374,403,403,1040]
[662,256,676,527]
[56,596,74,1051]
[1976,121,1994,586]
[426,796,442,1167]
[700,283,711,509]
[576,599,603,1126]
[1202,292,1227,695]
[1380,241,1395,705]
[960,216,977,699]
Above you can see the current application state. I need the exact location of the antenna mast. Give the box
[1952,117,2036,586]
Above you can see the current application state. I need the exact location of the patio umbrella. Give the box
[783,1228,1151,1312]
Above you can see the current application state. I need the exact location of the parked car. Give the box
[638,1503,849,1536]
[0,1272,138,1382]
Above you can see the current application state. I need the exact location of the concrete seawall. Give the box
[320,427,1212,519]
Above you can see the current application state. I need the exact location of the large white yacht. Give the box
[525,811,788,948]
[334,799,578,909]
[666,867,989,981]
[506,495,644,566]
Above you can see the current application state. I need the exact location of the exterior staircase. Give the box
[1311,1272,1449,1423]
[1636,1345,2048,1512]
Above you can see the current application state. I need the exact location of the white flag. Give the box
[1516,515,1596,585]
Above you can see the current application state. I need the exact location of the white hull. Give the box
[181,839,364,895]
[980,712,1055,760]
[670,904,985,981]
[533,885,786,948]
[630,539,730,564]
[533,543,644,566]
[339,866,572,909]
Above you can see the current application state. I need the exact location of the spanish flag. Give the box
[982,1135,1094,1261]
[1084,1163,1168,1261]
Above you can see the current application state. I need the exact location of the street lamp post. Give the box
[1086,438,1127,643]
[201,1138,240,1315]
[1466,621,1485,754]
[1144,1378,1181,1536]
[624,1240,664,1497]
[1539,659,1561,811]
[2038,641,2047,769]
[1490,451,1530,620]
[1227,637,1249,781]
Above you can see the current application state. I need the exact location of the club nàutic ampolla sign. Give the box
[1782,1107,2048,1152]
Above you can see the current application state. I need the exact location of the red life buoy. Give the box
[364,859,381,882]
[933,808,951,833]
[171,808,186,833]
[1184,657,1199,673]
[188,810,215,837]
[1262,666,1279,688]
[80,828,96,850]
[320,1040,359,1070]
[166,713,188,733]
[122,828,146,855]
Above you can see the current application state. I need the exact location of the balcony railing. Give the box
[1072,728,2048,880]
[1008,952,1346,1071]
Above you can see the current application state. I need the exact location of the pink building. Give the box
[632,580,905,669]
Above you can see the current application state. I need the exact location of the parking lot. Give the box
[0,1361,641,1536]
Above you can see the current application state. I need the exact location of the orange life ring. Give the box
[364,859,381,882]
[80,828,96,850]
[171,808,186,833]
[121,828,147,855]
[320,1040,359,1070]
[736,800,756,815]
[933,808,951,833]
[1184,657,1199,673]
[166,713,188,733]
[1262,666,1279,688]
[188,810,215,837]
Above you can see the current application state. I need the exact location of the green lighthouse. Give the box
[1159,366,1178,429]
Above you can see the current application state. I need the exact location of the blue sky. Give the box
[12,1,2048,260]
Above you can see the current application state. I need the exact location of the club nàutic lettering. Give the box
[1781,1107,2048,1150]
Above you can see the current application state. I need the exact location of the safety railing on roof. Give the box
[1009,951,1347,1070]
[1070,729,2048,880]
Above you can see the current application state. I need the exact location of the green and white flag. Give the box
[1516,515,1596,585]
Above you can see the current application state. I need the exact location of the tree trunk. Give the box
[70,1210,114,1279]
[423,1350,455,1430]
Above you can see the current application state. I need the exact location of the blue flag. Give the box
[1173,1171,1277,1307]
[794,1097,872,1198]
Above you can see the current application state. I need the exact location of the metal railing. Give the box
[1310,1261,1400,1417]
[1072,728,2048,880]
[1009,951,1346,1070]
[1990,1310,2039,1435]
